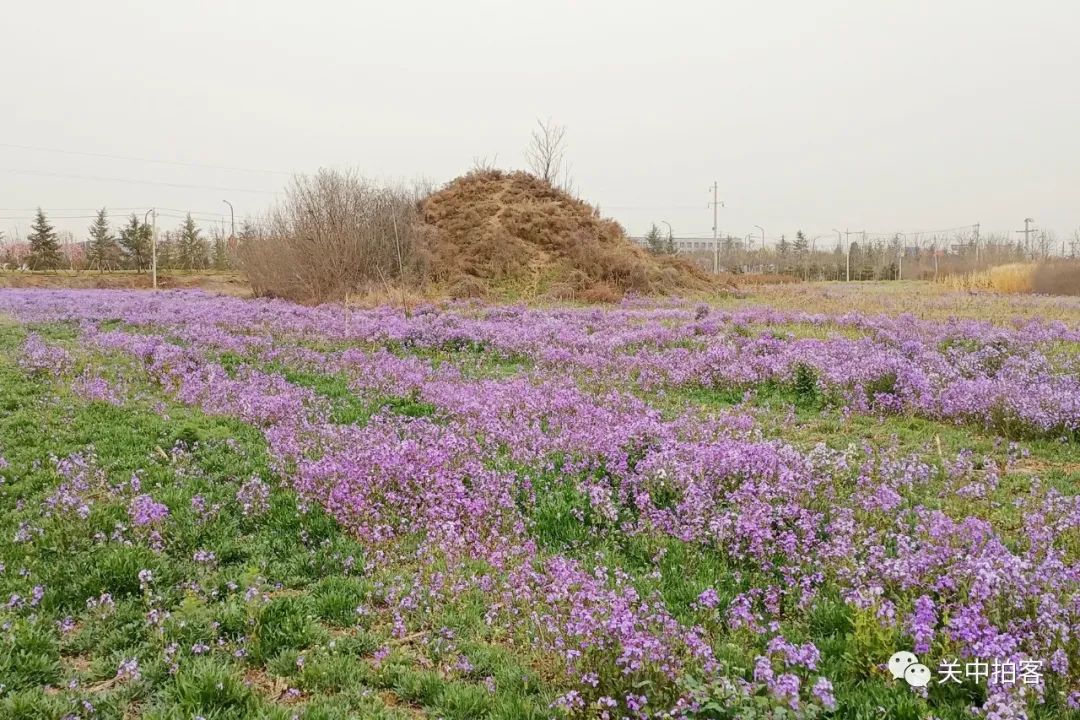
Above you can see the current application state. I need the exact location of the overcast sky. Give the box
[2,0,1078,248]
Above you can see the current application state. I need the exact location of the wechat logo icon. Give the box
[888,651,931,687]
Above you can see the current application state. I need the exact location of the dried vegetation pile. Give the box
[420,170,715,301]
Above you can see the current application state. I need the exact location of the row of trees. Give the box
[675,229,1079,281]
[2,208,239,272]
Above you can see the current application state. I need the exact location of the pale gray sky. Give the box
[2,0,1078,247]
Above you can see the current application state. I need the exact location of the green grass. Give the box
[0,325,551,719]
[2,307,1077,720]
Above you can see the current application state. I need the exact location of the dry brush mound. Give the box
[421,170,715,299]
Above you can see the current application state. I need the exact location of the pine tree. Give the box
[118,214,152,272]
[644,223,665,255]
[28,208,62,271]
[793,231,809,256]
[176,214,207,270]
[793,231,809,279]
[86,208,118,273]
[212,235,229,270]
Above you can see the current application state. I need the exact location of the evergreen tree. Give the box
[793,231,809,279]
[118,214,152,272]
[793,231,809,256]
[86,208,118,273]
[644,223,665,255]
[777,235,791,274]
[157,231,175,270]
[28,208,62,270]
[176,214,207,270]
[212,234,229,270]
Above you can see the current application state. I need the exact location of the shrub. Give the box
[237,169,428,304]
[792,362,820,407]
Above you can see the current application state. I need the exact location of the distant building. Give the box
[628,236,717,253]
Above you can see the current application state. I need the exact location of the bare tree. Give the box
[236,168,427,304]
[526,118,568,185]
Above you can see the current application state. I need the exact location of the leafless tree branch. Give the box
[526,118,567,185]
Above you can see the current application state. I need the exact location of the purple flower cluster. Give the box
[18,332,73,376]
[128,494,169,527]
[3,288,1078,717]
[236,475,271,517]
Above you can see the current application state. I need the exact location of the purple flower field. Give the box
[0,287,1078,719]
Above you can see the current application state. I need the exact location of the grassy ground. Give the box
[0,323,552,719]
[1,287,1077,719]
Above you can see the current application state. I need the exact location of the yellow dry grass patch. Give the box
[941,260,1080,296]
[941,263,1033,293]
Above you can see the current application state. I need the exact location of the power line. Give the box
[157,207,230,217]
[0,206,149,212]
[0,208,242,223]
[2,169,278,195]
[0,213,135,220]
[604,204,708,210]
[0,142,292,177]
[861,224,979,238]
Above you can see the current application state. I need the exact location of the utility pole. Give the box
[222,199,235,238]
[974,223,980,267]
[144,208,157,289]
[709,182,723,274]
[151,210,158,289]
[1016,217,1035,256]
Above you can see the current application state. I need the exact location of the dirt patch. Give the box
[378,690,428,718]
[244,668,298,703]
[62,654,93,674]
[1012,459,1080,476]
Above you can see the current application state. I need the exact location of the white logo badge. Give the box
[888,651,919,680]
[904,663,932,688]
